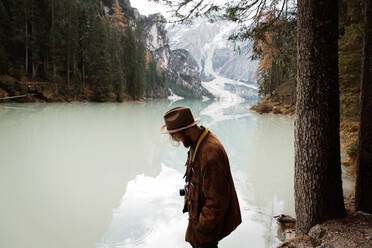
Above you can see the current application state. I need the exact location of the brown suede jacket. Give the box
[183,128,242,246]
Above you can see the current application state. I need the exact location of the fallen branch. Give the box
[0,93,36,100]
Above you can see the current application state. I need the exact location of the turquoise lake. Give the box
[0,99,295,248]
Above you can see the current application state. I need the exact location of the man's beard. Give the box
[182,135,194,148]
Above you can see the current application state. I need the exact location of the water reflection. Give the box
[97,98,294,248]
[0,99,294,248]
[97,165,186,248]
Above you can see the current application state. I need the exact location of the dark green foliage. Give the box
[145,58,165,97]
[0,0,149,101]
[134,26,146,99]
[249,11,297,99]
[121,26,146,100]
[0,1,9,74]
[0,46,7,74]
[168,82,196,98]
[86,17,112,101]
[339,0,364,120]
[109,27,125,100]
[166,77,197,99]
[123,27,138,98]
[238,0,363,117]
[0,75,26,96]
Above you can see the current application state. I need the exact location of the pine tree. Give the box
[0,1,9,73]
[134,32,146,99]
[122,26,137,98]
[295,0,346,234]
[28,0,51,79]
[86,15,112,101]
[338,0,364,120]
[109,27,125,100]
[77,5,91,93]
[6,0,30,77]
[355,0,372,214]
[249,10,296,98]
[0,0,149,101]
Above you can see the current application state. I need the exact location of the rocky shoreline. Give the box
[279,212,372,248]
[0,79,167,103]
[249,97,296,117]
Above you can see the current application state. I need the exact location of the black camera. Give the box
[179,188,186,196]
[179,183,188,196]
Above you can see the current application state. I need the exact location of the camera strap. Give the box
[184,128,209,182]
[191,128,209,163]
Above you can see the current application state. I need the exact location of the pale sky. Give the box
[131,0,228,18]
[131,0,170,17]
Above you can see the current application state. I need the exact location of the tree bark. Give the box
[44,55,48,78]
[66,1,71,88]
[356,0,372,214]
[51,0,58,94]
[53,63,58,94]
[295,0,346,235]
[32,63,38,79]
[25,14,28,74]
[82,63,85,90]
[67,54,70,87]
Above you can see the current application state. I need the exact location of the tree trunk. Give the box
[295,0,346,235]
[66,4,71,88]
[25,14,28,74]
[54,63,58,94]
[82,63,85,90]
[124,73,126,92]
[51,0,57,94]
[67,55,70,87]
[32,63,37,79]
[356,0,372,214]
[44,55,48,78]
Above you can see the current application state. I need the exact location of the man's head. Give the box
[161,106,201,148]
[169,126,204,148]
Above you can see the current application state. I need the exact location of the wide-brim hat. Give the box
[160,106,200,134]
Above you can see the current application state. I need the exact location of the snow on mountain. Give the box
[141,15,214,99]
[166,18,259,101]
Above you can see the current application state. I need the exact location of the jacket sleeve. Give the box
[197,149,230,233]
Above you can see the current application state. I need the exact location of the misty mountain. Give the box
[167,18,258,100]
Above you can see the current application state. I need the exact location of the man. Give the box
[161,106,242,248]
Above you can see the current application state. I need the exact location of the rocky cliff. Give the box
[140,14,213,99]
[167,18,258,85]
[98,1,209,99]
[102,0,212,99]
[168,49,213,99]
[167,18,259,100]
[141,15,170,70]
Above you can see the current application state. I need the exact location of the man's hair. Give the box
[169,130,186,147]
